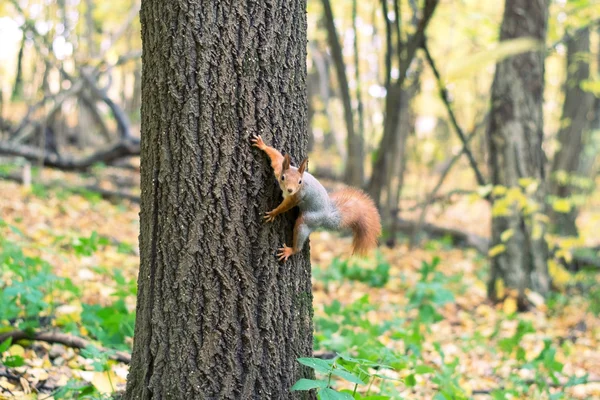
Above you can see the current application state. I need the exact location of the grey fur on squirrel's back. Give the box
[296,172,342,230]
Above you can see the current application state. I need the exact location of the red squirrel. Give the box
[251,135,381,261]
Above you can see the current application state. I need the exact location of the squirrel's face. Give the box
[279,155,308,197]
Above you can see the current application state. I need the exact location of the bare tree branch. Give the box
[421,39,487,187]
[0,138,140,171]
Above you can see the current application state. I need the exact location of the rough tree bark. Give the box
[549,27,595,236]
[124,0,314,399]
[487,0,551,306]
[321,0,364,186]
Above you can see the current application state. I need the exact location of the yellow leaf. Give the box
[552,198,571,213]
[518,177,535,188]
[548,260,571,289]
[500,229,514,242]
[91,371,117,394]
[492,185,507,197]
[8,344,25,357]
[503,297,518,315]
[492,200,512,217]
[555,249,572,264]
[488,244,506,257]
[79,370,117,394]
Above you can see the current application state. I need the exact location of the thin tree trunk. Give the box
[487,0,550,306]
[11,33,26,101]
[124,0,313,398]
[368,0,439,207]
[352,0,365,154]
[84,0,96,57]
[310,43,345,158]
[321,0,364,186]
[549,27,594,236]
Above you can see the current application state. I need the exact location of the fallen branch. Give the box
[0,172,140,204]
[396,218,490,254]
[0,138,140,171]
[0,330,131,364]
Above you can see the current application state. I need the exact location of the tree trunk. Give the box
[124,0,314,398]
[487,0,550,306]
[367,0,439,208]
[548,27,594,236]
[11,33,26,101]
[321,0,364,186]
[84,0,96,57]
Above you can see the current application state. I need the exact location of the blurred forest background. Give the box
[0,0,599,398]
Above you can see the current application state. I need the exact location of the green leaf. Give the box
[3,355,25,367]
[330,368,366,385]
[297,357,333,374]
[404,374,416,387]
[565,374,588,387]
[0,338,12,353]
[291,379,328,391]
[318,387,354,400]
[414,365,436,374]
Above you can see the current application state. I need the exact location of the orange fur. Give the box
[330,188,381,256]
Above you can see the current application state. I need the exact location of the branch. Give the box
[0,330,131,364]
[396,218,490,253]
[396,0,439,86]
[0,172,140,204]
[0,138,140,171]
[381,0,393,89]
[421,39,487,187]
[81,70,133,140]
[403,189,477,212]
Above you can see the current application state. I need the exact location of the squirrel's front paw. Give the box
[263,210,277,223]
[251,134,266,150]
[277,245,295,261]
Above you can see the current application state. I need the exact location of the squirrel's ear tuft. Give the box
[282,154,291,171]
[298,157,308,174]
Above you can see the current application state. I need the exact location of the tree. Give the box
[367,0,439,208]
[549,26,595,236]
[487,0,550,307]
[321,0,364,186]
[124,0,313,398]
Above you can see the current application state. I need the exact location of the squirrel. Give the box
[251,135,382,261]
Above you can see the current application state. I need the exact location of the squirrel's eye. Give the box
[299,180,302,184]
[281,176,285,181]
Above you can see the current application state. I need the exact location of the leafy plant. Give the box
[292,354,396,399]
[0,235,78,330]
[314,255,390,288]
[71,231,110,257]
[0,337,25,368]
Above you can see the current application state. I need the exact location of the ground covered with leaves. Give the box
[0,168,599,399]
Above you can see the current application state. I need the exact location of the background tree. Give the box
[321,0,364,186]
[549,26,595,237]
[124,0,313,398]
[487,0,551,306]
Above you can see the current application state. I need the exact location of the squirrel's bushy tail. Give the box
[330,188,381,256]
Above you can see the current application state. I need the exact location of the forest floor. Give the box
[0,165,599,399]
